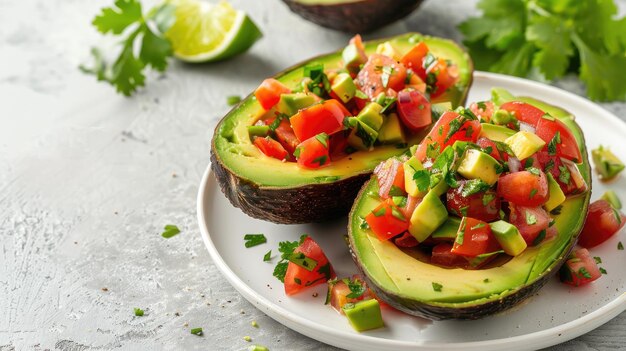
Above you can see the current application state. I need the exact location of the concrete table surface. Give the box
[1,0,625,350]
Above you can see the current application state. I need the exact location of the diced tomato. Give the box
[328,275,373,314]
[446,180,500,222]
[499,101,545,127]
[355,54,407,100]
[427,58,458,99]
[451,217,501,257]
[534,151,578,195]
[374,158,405,199]
[394,232,419,248]
[264,117,299,155]
[253,136,288,160]
[400,42,429,81]
[414,111,482,162]
[477,137,506,161]
[470,101,495,122]
[509,204,551,245]
[497,170,549,207]
[559,248,602,287]
[431,242,468,268]
[365,198,409,241]
[328,130,350,160]
[255,78,291,110]
[397,89,432,132]
[578,200,626,248]
[290,100,351,142]
[406,73,427,93]
[535,117,582,162]
[295,133,330,169]
[284,236,336,296]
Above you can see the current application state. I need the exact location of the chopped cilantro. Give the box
[461,179,491,197]
[432,282,443,292]
[445,119,462,142]
[600,267,608,275]
[312,155,328,166]
[550,205,563,215]
[244,234,267,248]
[161,224,180,238]
[315,133,329,148]
[471,222,487,230]
[345,278,366,299]
[578,267,592,279]
[263,250,272,262]
[544,159,555,172]
[134,308,144,316]
[532,229,546,246]
[530,188,538,198]
[548,132,561,155]
[413,169,431,192]
[527,167,540,175]
[618,241,624,250]
[483,278,490,283]
[269,113,287,131]
[558,165,571,185]
[288,252,318,272]
[227,95,242,106]
[373,207,386,217]
[190,327,203,336]
[273,235,307,282]
[593,256,602,264]
[482,193,495,206]
[294,277,302,285]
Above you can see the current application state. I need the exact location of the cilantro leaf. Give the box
[81,0,175,96]
[244,234,267,248]
[345,278,366,299]
[161,224,180,238]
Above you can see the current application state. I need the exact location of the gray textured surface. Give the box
[1,0,624,350]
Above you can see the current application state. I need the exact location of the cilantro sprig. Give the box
[80,0,176,96]
[460,0,626,101]
[273,235,307,283]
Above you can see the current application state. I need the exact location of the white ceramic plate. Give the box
[197,72,626,351]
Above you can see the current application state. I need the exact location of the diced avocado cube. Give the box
[357,103,384,131]
[348,120,378,150]
[276,93,316,117]
[504,131,546,160]
[342,43,366,74]
[342,299,384,332]
[489,220,527,256]
[247,125,270,138]
[378,113,406,144]
[545,173,566,212]
[591,145,625,180]
[479,123,516,142]
[331,73,357,103]
[430,178,450,196]
[457,149,500,186]
[404,156,427,198]
[431,217,462,240]
[375,41,400,60]
[409,190,448,242]
[601,190,622,209]
[409,144,418,157]
[491,87,515,106]
[491,109,515,125]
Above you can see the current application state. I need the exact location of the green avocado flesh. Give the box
[213,33,472,188]
[348,96,591,317]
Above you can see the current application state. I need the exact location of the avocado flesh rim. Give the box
[348,96,590,312]
[213,33,472,188]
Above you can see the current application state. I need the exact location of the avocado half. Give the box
[211,33,473,224]
[281,0,424,33]
[347,96,592,320]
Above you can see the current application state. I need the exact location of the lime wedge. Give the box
[165,0,262,63]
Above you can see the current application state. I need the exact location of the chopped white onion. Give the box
[519,122,536,133]
[508,157,522,173]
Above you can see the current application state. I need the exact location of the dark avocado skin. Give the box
[347,110,591,320]
[281,0,424,33]
[211,149,371,223]
[210,33,472,224]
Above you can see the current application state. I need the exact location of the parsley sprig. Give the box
[80,0,176,96]
[460,0,626,101]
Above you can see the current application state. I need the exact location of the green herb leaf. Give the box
[81,0,174,96]
[482,193,495,206]
[578,267,592,279]
[618,241,624,250]
[413,169,431,192]
[287,252,318,271]
[312,155,328,166]
[345,278,366,299]
[373,207,386,217]
[227,95,242,106]
[431,282,443,292]
[548,132,561,155]
[529,188,538,199]
[315,133,329,148]
[134,308,144,316]
[461,179,491,197]
[593,256,602,264]
[558,165,571,185]
[161,224,180,238]
[190,327,203,336]
[600,267,608,275]
[244,234,267,248]
[263,250,272,262]
[532,229,546,246]
[273,235,307,282]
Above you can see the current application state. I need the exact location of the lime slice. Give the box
[165,0,262,62]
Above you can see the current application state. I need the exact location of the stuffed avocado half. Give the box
[348,89,591,320]
[211,33,473,224]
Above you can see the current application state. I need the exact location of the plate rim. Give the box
[197,71,626,351]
